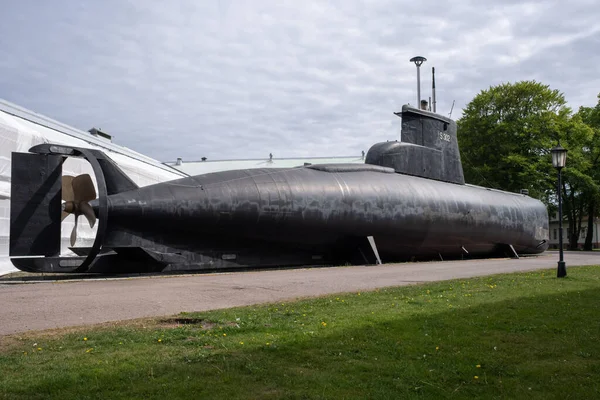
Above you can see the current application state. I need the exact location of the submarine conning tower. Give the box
[365,104,465,185]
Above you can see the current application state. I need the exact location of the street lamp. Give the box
[410,56,427,108]
[551,144,568,278]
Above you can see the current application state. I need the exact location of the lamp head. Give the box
[551,144,568,169]
[410,56,427,67]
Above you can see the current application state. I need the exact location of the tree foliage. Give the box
[557,112,596,249]
[457,81,567,200]
[458,82,600,250]
[575,95,600,249]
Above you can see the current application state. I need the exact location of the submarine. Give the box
[8,104,549,273]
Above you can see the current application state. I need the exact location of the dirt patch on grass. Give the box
[0,336,24,352]
[0,315,241,352]
[157,317,239,330]
[0,316,163,348]
[157,317,213,329]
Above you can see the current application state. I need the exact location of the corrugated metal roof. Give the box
[165,156,367,175]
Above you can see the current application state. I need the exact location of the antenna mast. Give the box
[432,67,437,113]
[409,56,427,107]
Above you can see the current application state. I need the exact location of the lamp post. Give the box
[551,144,568,278]
[409,56,427,108]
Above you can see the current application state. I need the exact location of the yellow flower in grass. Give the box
[321,322,327,327]
[83,337,88,341]
[474,376,479,380]
[158,339,162,342]
[476,364,481,368]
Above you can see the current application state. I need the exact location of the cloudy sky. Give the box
[1,1,599,162]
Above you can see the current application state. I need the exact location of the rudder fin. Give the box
[95,153,139,194]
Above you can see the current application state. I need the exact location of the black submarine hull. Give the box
[99,163,548,269]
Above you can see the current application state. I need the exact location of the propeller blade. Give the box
[62,175,75,202]
[72,174,96,202]
[79,201,97,228]
[70,214,79,247]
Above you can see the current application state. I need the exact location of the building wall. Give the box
[548,218,600,249]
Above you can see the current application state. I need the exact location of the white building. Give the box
[0,99,187,275]
[548,213,600,249]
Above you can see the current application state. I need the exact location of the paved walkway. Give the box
[0,251,598,336]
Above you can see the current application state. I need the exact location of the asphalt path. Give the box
[1,251,598,336]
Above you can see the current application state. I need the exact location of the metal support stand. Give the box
[508,244,519,259]
[367,236,382,265]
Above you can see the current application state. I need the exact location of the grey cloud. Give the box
[1,0,599,161]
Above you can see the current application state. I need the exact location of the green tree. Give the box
[556,113,595,249]
[457,81,597,250]
[575,94,600,250]
[457,81,566,201]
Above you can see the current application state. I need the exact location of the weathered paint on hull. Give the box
[102,164,548,264]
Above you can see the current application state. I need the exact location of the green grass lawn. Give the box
[1,267,600,399]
